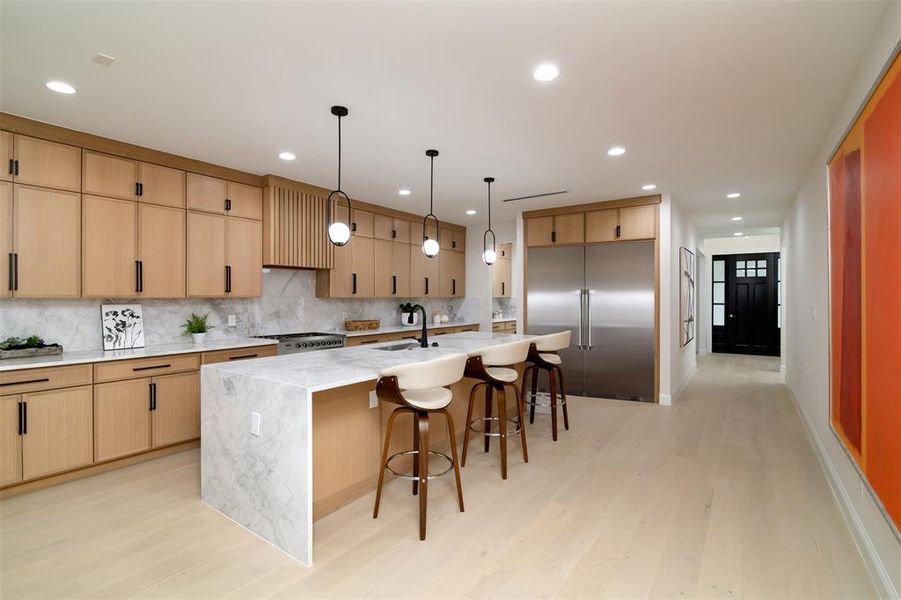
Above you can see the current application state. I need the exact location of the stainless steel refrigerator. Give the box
[526,241,655,402]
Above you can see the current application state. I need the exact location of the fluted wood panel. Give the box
[263,184,334,269]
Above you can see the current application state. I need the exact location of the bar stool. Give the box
[373,352,467,541]
[461,339,531,479]
[521,331,572,441]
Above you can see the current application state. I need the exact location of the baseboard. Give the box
[662,362,698,407]
[785,384,897,599]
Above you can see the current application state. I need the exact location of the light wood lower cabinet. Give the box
[13,185,81,298]
[21,386,93,480]
[94,378,152,462]
[1,395,23,485]
[151,372,200,448]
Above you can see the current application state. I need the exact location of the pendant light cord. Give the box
[487,179,491,231]
[429,153,434,215]
[336,115,342,191]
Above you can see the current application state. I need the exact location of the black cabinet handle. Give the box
[360,339,381,345]
[551,231,556,243]
[392,275,397,295]
[352,273,357,295]
[132,363,171,372]
[225,198,232,211]
[12,253,17,291]
[149,382,157,411]
[615,225,621,238]
[22,401,27,434]
[135,182,140,196]
[225,265,232,293]
[452,278,456,295]
[13,160,19,176]
[502,281,505,296]
[425,277,429,295]
[7,253,13,291]
[8,159,13,175]
[391,229,396,239]
[17,401,23,435]
[135,260,143,292]
[227,354,258,361]
[139,182,144,196]
[351,222,357,232]
[0,377,49,387]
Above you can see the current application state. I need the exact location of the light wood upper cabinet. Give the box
[526,216,554,247]
[554,213,584,245]
[373,239,394,297]
[619,204,657,240]
[227,181,262,220]
[0,395,22,486]
[350,236,375,297]
[392,242,411,298]
[227,217,262,298]
[0,181,10,298]
[439,227,455,251]
[317,235,374,298]
[139,204,185,298]
[187,173,227,215]
[187,211,227,297]
[13,185,81,298]
[21,385,93,480]
[453,229,466,252]
[585,208,619,243]
[83,151,137,200]
[138,163,185,208]
[440,250,465,297]
[351,209,374,238]
[94,378,152,462]
[497,242,512,259]
[392,219,411,243]
[410,244,440,297]
[410,219,437,245]
[0,131,13,183]
[82,195,138,298]
[151,371,200,448]
[373,214,393,241]
[13,135,81,192]
[492,245,512,298]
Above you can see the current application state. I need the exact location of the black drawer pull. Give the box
[132,363,172,372]
[501,281,505,296]
[12,253,17,291]
[615,225,621,238]
[228,354,258,360]
[391,229,396,239]
[551,231,556,243]
[352,273,357,295]
[22,401,26,434]
[360,339,381,345]
[1,377,50,387]
[452,278,456,295]
[225,198,232,211]
[13,160,19,176]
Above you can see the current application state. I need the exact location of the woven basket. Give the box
[345,319,380,331]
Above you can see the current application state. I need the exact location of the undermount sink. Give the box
[375,342,421,351]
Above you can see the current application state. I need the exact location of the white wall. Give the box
[782,4,901,596]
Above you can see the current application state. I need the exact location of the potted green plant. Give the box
[183,313,213,344]
[0,335,63,359]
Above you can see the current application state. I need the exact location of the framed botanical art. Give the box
[680,247,695,347]
[101,304,145,351]
[828,49,900,537]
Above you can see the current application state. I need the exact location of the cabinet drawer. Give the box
[202,345,277,364]
[0,364,93,395]
[94,354,200,383]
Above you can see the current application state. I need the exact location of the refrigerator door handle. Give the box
[586,291,592,350]
[577,290,584,350]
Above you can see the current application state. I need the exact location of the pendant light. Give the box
[326,105,352,246]
[482,177,497,265]
[422,149,441,258]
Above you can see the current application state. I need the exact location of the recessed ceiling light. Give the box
[726,192,741,199]
[607,146,626,157]
[466,209,477,216]
[642,184,657,191]
[734,232,744,236]
[46,80,76,95]
[278,151,296,161]
[398,189,411,196]
[731,216,743,221]
[533,63,560,82]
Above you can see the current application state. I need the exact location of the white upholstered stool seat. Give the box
[401,387,453,410]
[538,353,562,365]
[534,331,570,353]
[486,366,519,382]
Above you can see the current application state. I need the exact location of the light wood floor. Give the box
[0,354,876,599]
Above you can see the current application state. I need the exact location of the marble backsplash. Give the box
[493,297,517,319]
[0,269,477,352]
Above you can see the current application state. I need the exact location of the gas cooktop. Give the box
[255,332,346,354]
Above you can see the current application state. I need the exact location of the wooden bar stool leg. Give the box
[511,383,528,463]
[519,366,531,422]
[557,366,570,431]
[416,412,430,541]
[412,413,420,496]
[442,409,464,512]
[373,407,403,519]
[497,385,508,480]
[461,383,480,467]
[484,385,494,453]
[529,365,539,424]
[549,367,559,442]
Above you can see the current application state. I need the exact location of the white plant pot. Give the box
[400,312,419,327]
[191,333,207,345]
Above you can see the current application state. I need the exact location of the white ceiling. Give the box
[0,1,888,236]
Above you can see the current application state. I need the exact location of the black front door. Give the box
[712,252,780,356]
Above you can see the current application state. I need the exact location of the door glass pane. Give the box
[747,268,757,277]
[757,260,766,268]
[778,257,782,280]
[778,281,782,303]
[713,260,725,281]
[713,304,725,326]
[737,268,746,278]
[778,308,782,328]
[737,260,745,269]
[757,267,766,277]
[713,282,725,303]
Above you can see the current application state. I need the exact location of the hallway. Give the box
[0,355,876,598]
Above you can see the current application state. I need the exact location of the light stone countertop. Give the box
[203,331,535,393]
[492,318,516,323]
[0,337,277,372]
[333,320,480,338]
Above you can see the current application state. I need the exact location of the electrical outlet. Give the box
[251,412,261,437]
[228,314,237,327]
[369,391,378,409]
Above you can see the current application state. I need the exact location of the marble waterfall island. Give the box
[200,331,532,565]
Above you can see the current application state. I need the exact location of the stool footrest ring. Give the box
[523,391,566,409]
[385,450,454,481]
[468,415,523,436]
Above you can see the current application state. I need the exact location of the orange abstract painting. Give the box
[828,51,901,534]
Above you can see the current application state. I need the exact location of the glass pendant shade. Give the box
[328,220,351,246]
[422,237,440,258]
[482,248,497,265]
